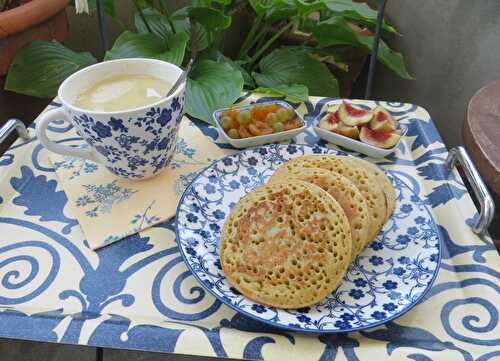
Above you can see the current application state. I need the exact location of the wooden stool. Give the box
[464,80,500,248]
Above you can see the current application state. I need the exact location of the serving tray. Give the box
[0,95,497,361]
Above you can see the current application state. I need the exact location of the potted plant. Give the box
[0,0,69,75]
[4,0,411,124]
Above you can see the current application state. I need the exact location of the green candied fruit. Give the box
[285,107,295,120]
[227,128,240,138]
[220,116,232,130]
[237,110,251,125]
[266,113,278,124]
[276,107,290,122]
[272,122,285,132]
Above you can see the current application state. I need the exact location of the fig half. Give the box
[370,106,397,132]
[318,111,340,131]
[338,101,373,126]
[360,127,401,148]
[319,111,360,139]
[333,121,360,139]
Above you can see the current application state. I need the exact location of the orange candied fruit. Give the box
[221,103,301,139]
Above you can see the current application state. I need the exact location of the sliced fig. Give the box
[370,106,397,132]
[318,111,340,131]
[319,109,360,138]
[338,101,373,126]
[360,127,401,149]
[332,121,360,139]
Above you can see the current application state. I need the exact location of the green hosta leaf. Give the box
[294,0,326,14]
[171,7,210,51]
[311,16,411,79]
[199,49,253,87]
[323,0,397,34]
[191,0,231,6]
[249,0,325,22]
[249,0,297,23]
[187,21,210,52]
[252,47,339,97]
[252,84,309,102]
[187,6,231,31]
[235,62,254,88]
[134,7,173,40]
[186,60,244,124]
[164,33,189,65]
[310,47,350,71]
[249,0,270,16]
[5,40,96,98]
[105,31,188,66]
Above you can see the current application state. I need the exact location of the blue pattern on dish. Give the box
[71,96,183,179]
[176,143,442,332]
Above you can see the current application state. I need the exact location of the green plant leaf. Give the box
[248,0,267,16]
[310,46,351,70]
[253,84,309,102]
[5,40,96,98]
[191,0,231,6]
[252,47,339,97]
[134,7,173,40]
[249,0,324,22]
[171,7,210,51]
[187,6,231,31]
[186,60,244,124]
[249,0,297,23]
[234,61,254,88]
[199,49,253,87]
[323,0,397,34]
[310,16,411,79]
[294,0,326,14]
[104,31,188,66]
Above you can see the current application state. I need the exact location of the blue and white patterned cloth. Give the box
[50,118,227,250]
[0,94,498,361]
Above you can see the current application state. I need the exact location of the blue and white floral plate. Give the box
[176,144,442,333]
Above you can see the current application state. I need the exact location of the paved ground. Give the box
[0,338,233,361]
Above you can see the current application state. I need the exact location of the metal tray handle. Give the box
[0,118,30,144]
[446,146,495,235]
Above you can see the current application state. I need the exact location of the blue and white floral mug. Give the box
[36,58,185,180]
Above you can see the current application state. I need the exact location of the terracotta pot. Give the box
[0,0,69,75]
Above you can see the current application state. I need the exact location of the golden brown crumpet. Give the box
[220,180,352,309]
[272,155,387,239]
[340,157,396,222]
[269,167,371,258]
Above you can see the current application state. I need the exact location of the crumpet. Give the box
[220,180,351,309]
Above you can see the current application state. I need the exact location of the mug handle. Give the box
[36,107,100,163]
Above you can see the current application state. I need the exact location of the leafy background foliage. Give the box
[5,0,411,124]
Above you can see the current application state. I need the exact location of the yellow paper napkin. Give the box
[50,118,229,250]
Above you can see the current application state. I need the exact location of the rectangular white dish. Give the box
[213,101,306,149]
[313,100,405,158]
